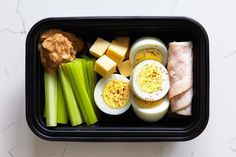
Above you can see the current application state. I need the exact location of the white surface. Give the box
[0,0,236,156]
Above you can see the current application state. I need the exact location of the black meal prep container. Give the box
[26,17,209,142]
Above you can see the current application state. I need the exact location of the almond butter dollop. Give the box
[40,29,84,72]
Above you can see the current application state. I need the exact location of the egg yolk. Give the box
[102,80,130,109]
[135,48,162,65]
[133,96,165,108]
[137,63,163,93]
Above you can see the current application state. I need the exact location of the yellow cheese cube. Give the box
[117,60,132,77]
[115,36,130,60]
[94,55,117,78]
[106,40,128,64]
[89,37,110,58]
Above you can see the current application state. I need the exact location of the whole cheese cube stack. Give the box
[94,55,117,78]
[115,36,130,60]
[106,40,128,64]
[89,37,110,58]
[117,60,132,77]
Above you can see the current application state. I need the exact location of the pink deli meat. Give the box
[176,104,192,116]
[170,88,193,112]
[167,41,193,116]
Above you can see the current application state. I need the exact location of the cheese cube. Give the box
[106,40,128,64]
[115,36,130,60]
[89,37,110,58]
[94,55,116,78]
[117,60,132,77]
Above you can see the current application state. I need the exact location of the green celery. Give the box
[86,59,97,96]
[86,59,99,115]
[57,77,68,124]
[80,54,90,59]
[44,71,57,127]
[81,59,91,100]
[58,66,83,126]
[62,59,98,125]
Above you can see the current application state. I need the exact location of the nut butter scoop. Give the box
[40,29,84,72]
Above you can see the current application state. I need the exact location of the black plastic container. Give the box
[26,17,209,141]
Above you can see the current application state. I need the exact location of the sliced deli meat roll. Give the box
[176,104,192,116]
[170,88,193,112]
[167,41,193,116]
[168,42,193,98]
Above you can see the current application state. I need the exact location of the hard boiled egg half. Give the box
[129,37,168,67]
[94,74,132,115]
[132,96,169,122]
[130,60,170,101]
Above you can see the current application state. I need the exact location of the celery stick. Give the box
[80,54,90,59]
[86,59,97,95]
[44,71,57,127]
[81,59,91,100]
[76,59,98,124]
[62,59,98,125]
[86,59,99,115]
[57,77,68,124]
[58,66,83,126]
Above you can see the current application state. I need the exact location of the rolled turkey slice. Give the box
[176,104,191,116]
[167,41,193,99]
[170,88,193,112]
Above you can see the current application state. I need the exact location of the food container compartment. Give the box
[25,17,209,141]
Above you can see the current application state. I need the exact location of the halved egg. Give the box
[129,37,168,67]
[132,96,169,122]
[94,74,132,115]
[130,60,170,101]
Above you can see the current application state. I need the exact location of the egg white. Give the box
[130,60,170,101]
[129,37,168,67]
[132,96,169,122]
[94,74,132,115]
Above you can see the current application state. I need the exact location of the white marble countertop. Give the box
[1,0,236,156]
